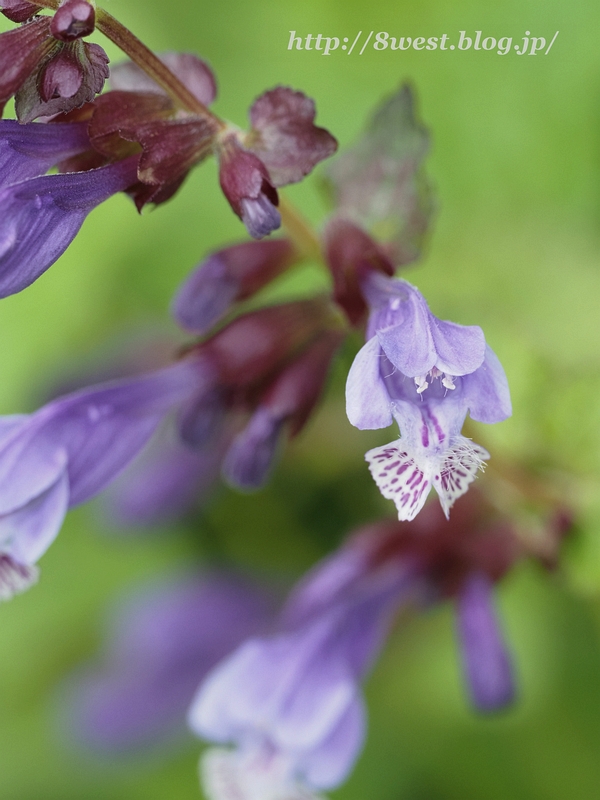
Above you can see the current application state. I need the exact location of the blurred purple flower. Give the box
[346,273,511,521]
[172,239,298,335]
[190,497,520,799]
[105,430,226,528]
[65,571,278,752]
[456,572,515,711]
[189,536,417,800]
[0,359,205,599]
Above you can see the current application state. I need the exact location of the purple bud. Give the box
[222,407,284,490]
[456,572,516,712]
[50,0,95,41]
[240,194,281,239]
[172,239,297,335]
[218,136,280,239]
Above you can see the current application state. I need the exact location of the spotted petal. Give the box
[365,441,431,521]
[433,436,489,518]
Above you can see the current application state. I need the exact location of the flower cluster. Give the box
[0,1,337,297]
[0,5,575,800]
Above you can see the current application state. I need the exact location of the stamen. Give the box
[442,373,456,390]
[414,375,428,394]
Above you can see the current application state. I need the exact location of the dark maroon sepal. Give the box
[324,84,433,265]
[247,86,337,186]
[89,91,219,207]
[110,53,217,107]
[50,0,95,41]
[0,17,53,116]
[201,298,334,393]
[0,0,39,23]
[323,218,394,327]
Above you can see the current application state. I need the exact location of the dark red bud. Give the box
[324,217,394,326]
[262,329,345,436]
[40,47,83,101]
[201,298,335,390]
[218,135,280,238]
[354,490,523,598]
[50,0,95,41]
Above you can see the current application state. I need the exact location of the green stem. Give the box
[278,197,323,262]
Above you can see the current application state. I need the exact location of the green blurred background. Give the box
[2,0,600,797]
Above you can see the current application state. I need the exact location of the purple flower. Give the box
[0,119,90,185]
[64,571,277,752]
[0,360,204,599]
[0,145,139,297]
[188,538,415,800]
[456,572,515,712]
[346,274,511,520]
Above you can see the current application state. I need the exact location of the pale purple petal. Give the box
[300,696,365,789]
[188,621,356,751]
[345,336,393,430]
[222,408,284,490]
[375,287,436,377]
[429,316,485,376]
[456,572,515,712]
[0,157,138,297]
[462,345,512,424]
[240,195,281,239]
[66,572,276,751]
[1,471,69,565]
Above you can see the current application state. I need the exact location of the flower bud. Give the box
[172,238,298,335]
[218,135,280,239]
[201,298,335,390]
[50,0,95,42]
[324,218,394,326]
